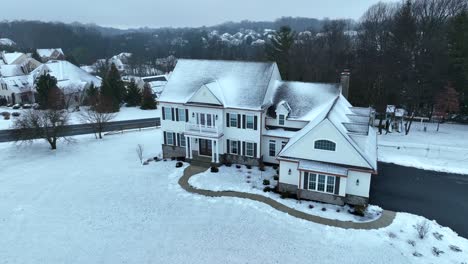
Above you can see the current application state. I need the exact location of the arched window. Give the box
[314,140,336,151]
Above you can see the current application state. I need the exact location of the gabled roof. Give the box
[36,48,64,58]
[0,64,25,77]
[2,52,25,64]
[160,59,279,110]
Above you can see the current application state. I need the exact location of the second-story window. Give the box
[230,113,238,127]
[178,109,185,122]
[164,107,172,121]
[246,115,254,129]
[269,140,276,157]
[278,114,285,126]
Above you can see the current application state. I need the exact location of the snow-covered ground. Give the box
[0,129,466,263]
[189,165,382,222]
[378,122,468,174]
[0,106,160,130]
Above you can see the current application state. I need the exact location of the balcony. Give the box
[185,123,223,138]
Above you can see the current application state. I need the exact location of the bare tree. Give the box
[414,220,430,239]
[136,144,144,164]
[79,101,117,139]
[13,109,71,150]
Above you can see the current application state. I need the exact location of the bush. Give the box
[273,175,279,181]
[432,247,444,256]
[263,186,272,192]
[176,161,183,168]
[414,220,430,239]
[3,113,10,120]
[321,207,327,212]
[352,205,366,217]
[407,240,416,247]
[449,245,462,252]
[225,162,232,167]
[176,157,186,162]
[259,165,265,171]
[263,179,270,185]
[336,208,341,213]
[11,112,20,117]
[235,164,241,169]
[171,157,176,161]
[153,157,159,161]
[211,166,219,173]
[308,204,314,209]
[1,111,8,116]
[12,104,20,109]
[272,165,278,170]
[246,164,252,169]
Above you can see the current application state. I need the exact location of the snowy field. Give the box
[378,122,468,174]
[0,130,466,264]
[189,166,382,222]
[0,106,160,130]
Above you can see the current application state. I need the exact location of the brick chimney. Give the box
[340,69,350,99]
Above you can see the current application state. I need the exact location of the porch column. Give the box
[185,135,189,159]
[211,140,216,163]
[189,137,193,159]
[215,139,220,163]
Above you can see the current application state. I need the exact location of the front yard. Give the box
[0,130,466,264]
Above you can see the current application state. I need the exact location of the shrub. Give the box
[272,165,278,170]
[263,179,270,185]
[153,157,159,161]
[414,220,430,239]
[210,166,219,173]
[407,240,416,247]
[263,186,271,192]
[1,111,9,116]
[246,175,251,179]
[11,112,20,117]
[259,165,265,171]
[352,205,366,217]
[163,159,167,162]
[321,207,327,212]
[432,232,443,241]
[308,204,314,209]
[235,164,241,169]
[412,252,423,257]
[449,245,462,252]
[176,161,183,168]
[388,232,397,239]
[225,162,232,167]
[143,161,149,165]
[246,164,252,169]
[171,157,176,161]
[336,208,341,213]
[432,247,444,256]
[273,175,279,181]
[176,157,186,162]
[3,113,10,120]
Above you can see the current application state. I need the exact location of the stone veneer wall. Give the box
[162,145,186,159]
[222,154,260,166]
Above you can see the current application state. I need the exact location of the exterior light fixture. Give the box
[356,179,359,186]
[192,113,195,118]
[288,169,291,175]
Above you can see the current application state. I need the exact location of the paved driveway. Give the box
[371,162,468,238]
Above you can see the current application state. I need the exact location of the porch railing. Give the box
[185,123,222,136]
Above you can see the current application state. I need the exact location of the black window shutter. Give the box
[185,109,189,122]
[242,141,246,156]
[226,113,230,127]
[175,108,179,121]
[162,107,166,120]
[303,173,309,189]
[254,116,258,130]
[171,108,175,121]
[177,133,181,146]
[253,143,257,158]
[163,131,167,144]
[173,133,176,145]
[226,139,230,153]
[237,141,241,155]
[242,115,246,129]
[334,177,340,195]
[237,114,241,128]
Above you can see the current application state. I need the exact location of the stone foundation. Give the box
[162,145,186,159]
[278,182,370,206]
[221,154,260,166]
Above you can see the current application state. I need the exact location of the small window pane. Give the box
[269,140,276,157]
[308,173,317,190]
[167,133,174,145]
[230,114,237,127]
[246,115,254,129]
[231,141,238,155]
[246,142,254,157]
[164,108,172,120]
[326,176,335,193]
[180,136,186,147]
[314,140,336,151]
[317,174,326,192]
[279,114,285,125]
[178,109,185,122]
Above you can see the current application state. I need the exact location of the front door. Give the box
[199,139,212,156]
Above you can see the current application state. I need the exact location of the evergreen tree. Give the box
[100,63,125,112]
[266,26,295,79]
[35,73,58,109]
[140,83,156,110]
[125,79,142,107]
[85,82,99,107]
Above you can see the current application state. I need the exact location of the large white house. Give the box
[159,59,377,206]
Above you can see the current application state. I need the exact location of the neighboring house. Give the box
[141,75,168,98]
[159,59,377,206]
[110,52,132,72]
[0,55,40,104]
[36,48,65,62]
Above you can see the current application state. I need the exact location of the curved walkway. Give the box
[179,165,396,230]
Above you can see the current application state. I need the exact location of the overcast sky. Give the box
[4,0,392,29]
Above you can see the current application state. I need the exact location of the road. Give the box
[0,118,160,142]
[371,162,468,238]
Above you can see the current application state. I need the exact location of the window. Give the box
[230,113,238,127]
[230,140,239,155]
[314,140,336,151]
[278,114,285,125]
[246,142,254,157]
[166,132,174,145]
[306,172,335,194]
[180,136,186,147]
[269,140,276,157]
[281,141,287,149]
[164,107,172,121]
[178,109,185,122]
[246,115,254,129]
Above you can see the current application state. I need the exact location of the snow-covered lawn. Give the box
[189,165,382,222]
[378,122,468,174]
[0,106,160,130]
[0,130,466,264]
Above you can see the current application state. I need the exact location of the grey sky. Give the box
[4,0,391,29]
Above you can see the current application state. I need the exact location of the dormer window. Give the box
[278,114,285,126]
[314,140,336,151]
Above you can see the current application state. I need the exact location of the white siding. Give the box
[279,160,300,186]
[222,109,262,156]
[339,177,347,196]
[261,136,288,164]
[265,117,306,130]
[346,171,371,198]
[188,86,222,105]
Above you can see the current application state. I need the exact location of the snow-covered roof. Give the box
[160,59,279,110]
[268,81,340,121]
[2,52,24,64]
[298,160,349,176]
[30,60,101,89]
[1,75,33,93]
[36,48,64,58]
[0,38,16,46]
[263,128,297,139]
[0,64,25,77]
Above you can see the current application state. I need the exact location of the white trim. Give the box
[304,172,336,194]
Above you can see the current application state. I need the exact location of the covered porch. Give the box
[185,135,222,164]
